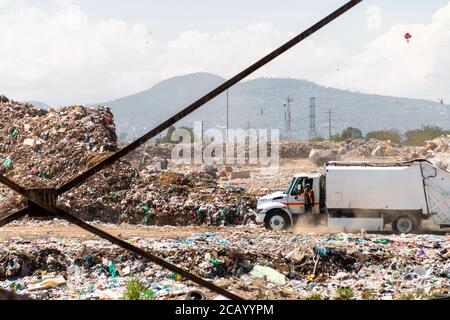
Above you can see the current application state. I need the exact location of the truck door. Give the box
[306,178,321,215]
[287,178,306,214]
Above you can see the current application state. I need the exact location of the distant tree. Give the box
[310,136,325,142]
[366,129,401,144]
[331,127,363,141]
[404,126,449,146]
[156,126,177,144]
[330,134,341,141]
[179,126,196,143]
[156,126,196,144]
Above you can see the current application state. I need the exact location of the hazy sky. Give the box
[0,0,449,105]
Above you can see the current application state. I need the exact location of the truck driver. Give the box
[304,184,315,213]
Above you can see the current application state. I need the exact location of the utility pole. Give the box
[260,108,265,129]
[201,120,205,144]
[283,96,294,139]
[309,97,318,140]
[201,120,205,163]
[226,90,229,142]
[328,109,332,140]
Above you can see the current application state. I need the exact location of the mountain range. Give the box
[98,73,449,142]
[26,72,450,142]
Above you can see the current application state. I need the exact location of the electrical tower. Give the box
[309,97,318,139]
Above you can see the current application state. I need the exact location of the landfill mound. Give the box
[0,97,256,225]
[0,96,118,189]
[418,135,450,171]
[59,166,256,225]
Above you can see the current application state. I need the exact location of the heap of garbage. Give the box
[279,141,340,159]
[0,96,118,189]
[0,224,448,300]
[134,139,415,165]
[0,97,256,225]
[418,135,450,171]
[59,167,256,225]
[305,139,415,166]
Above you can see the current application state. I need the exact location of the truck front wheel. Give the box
[264,210,291,231]
[392,215,419,234]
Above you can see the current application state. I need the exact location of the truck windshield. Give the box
[284,178,296,194]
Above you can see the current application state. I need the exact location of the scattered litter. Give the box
[0,225,449,300]
[27,276,66,291]
[250,266,286,286]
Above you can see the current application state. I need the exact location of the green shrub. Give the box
[361,289,376,300]
[310,136,325,142]
[396,292,415,300]
[123,276,155,300]
[305,293,323,300]
[156,126,197,144]
[333,287,354,300]
[404,126,449,146]
[366,129,401,144]
[332,127,363,141]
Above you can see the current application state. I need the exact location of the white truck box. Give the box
[326,165,427,212]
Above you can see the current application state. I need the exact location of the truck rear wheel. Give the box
[264,210,291,231]
[392,215,419,234]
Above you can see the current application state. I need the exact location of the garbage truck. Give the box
[256,160,450,234]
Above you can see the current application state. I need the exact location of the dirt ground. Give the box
[0,220,446,242]
[0,223,256,241]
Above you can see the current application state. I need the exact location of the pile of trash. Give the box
[59,167,256,225]
[0,96,118,189]
[0,224,448,300]
[309,150,339,166]
[128,144,173,159]
[281,140,413,161]
[0,185,24,215]
[418,136,450,171]
[340,139,413,159]
[0,97,256,225]
[279,141,340,159]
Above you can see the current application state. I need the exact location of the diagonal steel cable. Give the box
[0,175,27,195]
[56,0,363,196]
[0,208,29,228]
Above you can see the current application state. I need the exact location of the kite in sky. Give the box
[404,32,412,42]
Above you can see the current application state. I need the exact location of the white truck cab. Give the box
[256,173,322,231]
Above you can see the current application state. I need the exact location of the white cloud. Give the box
[0,4,154,105]
[0,3,344,105]
[0,2,449,105]
[0,0,10,9]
